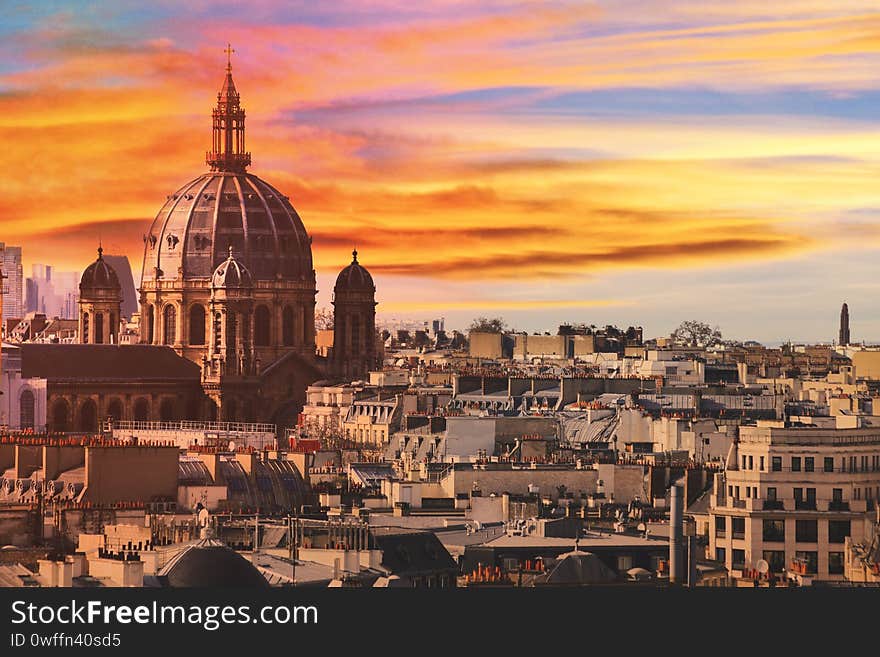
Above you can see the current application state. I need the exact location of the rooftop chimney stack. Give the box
[669,483,684,584]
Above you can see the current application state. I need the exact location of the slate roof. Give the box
[20,344,201,382]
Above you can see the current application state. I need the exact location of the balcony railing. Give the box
[794,501,817,511]
[828,501,850,512]
[762,500,784,510]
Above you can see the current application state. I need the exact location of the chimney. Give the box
[669,483,684,584]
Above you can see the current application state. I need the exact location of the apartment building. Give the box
[709,422,880,581]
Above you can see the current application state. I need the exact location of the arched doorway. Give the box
[19,389,35,429]
[254,305,271,346]
[78,399,98,433]
[241,399,254,423]
[51,399,70,433]
[159,398,175,423]
[106,398,124,423]
[133,398,150,422]
[189,305,206,345]
[225,399,237,422]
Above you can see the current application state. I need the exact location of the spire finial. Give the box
[352,248,358,263]
[97,243,103,259]
[228,244,234,259]
[225,42,235,73]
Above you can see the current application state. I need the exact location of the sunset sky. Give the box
[3,1,880,342]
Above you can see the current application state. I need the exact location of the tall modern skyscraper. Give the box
[0,243,23,323]
[25,264,79,319]
[839,302,850,346]
[101,254,138,319]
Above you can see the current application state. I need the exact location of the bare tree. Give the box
[315,307,334,331]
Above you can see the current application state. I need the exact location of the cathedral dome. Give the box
[335,250,374,291]
[211,246,254,289]
[80,247,121,292]
[140,56,313,286]
[142,172,313,284]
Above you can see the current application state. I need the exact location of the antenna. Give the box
[756,559,769,575]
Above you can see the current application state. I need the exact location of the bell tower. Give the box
[78,247,122,344]
[332,250,378,380]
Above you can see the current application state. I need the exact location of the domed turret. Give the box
[156,538,269,588]
[211,246,253,289]
[78,247,122,345]
[80,247,121,293]
[335,250,374,291]
[332,249,378,382]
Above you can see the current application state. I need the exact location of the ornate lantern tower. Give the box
[206,44,251,174]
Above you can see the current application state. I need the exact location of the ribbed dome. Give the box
[335,250,374,290]
[212,247,253,289]
[157,538,269,588]
[141,172,313,283]
[80,247,121,291]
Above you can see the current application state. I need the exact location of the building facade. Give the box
[709,423,880,581]
[0,243,23,324]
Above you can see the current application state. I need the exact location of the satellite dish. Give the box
[756,559,770,574]
[228,440,236,452]
[637,523,647,532]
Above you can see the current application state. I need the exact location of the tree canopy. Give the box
[670,320,723,347]
[469,316,508,333]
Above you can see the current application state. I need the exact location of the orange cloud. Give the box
[2,3,880,291]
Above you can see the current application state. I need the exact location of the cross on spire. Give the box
[225,43,235,72]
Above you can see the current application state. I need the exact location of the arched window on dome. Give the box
[189,305,206,346]
[227,313,237,349]
[282,306,295,346]
[145,305,155,344]
[254,305,271,346]
[163,305,177,345]
[94,313,104,344]
[351,313,361,351]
